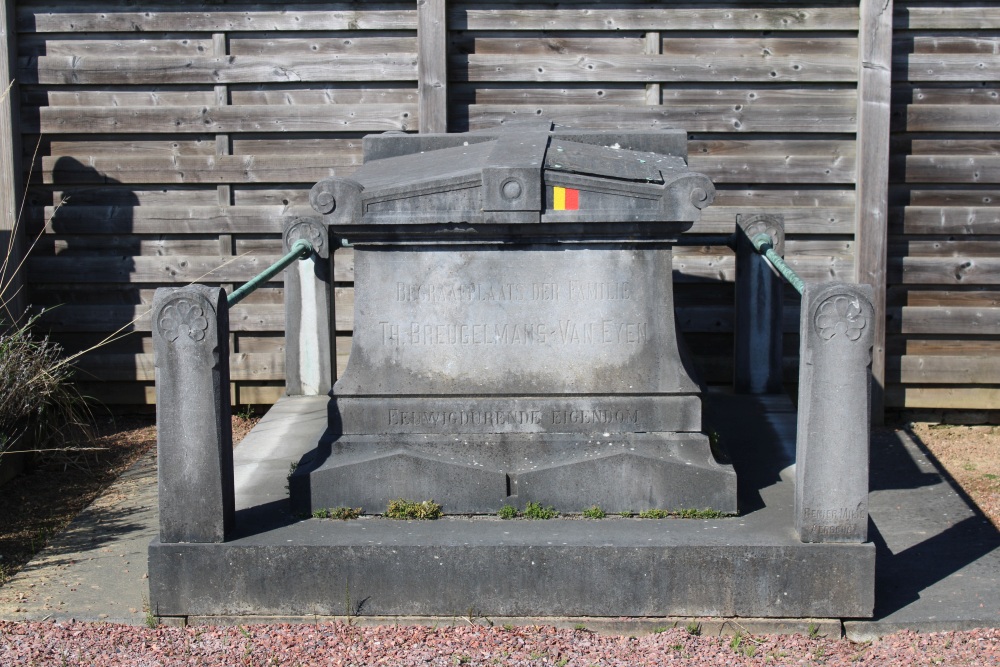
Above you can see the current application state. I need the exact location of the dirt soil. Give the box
[907,422,1000,529]
[0,412,258,586]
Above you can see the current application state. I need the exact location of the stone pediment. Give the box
[309,123,715,232]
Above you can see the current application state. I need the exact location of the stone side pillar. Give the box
[283,217,332,396]
[734,214,785,394]
[795,282,874,543]
[152,285,234,543]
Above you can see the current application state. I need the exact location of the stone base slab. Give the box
[149,393,875,620]
[289,432,736,515]
[149,519,873,618]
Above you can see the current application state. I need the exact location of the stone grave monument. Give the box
[148,122,876,620]
[290,122,736,515]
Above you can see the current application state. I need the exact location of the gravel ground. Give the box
[0,621,997,666]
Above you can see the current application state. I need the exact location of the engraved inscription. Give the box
[802,505,866,538]
[387,408,640,428]
[802,506,867,522]
[389,409,543,427]
[395,281,631,303]
[379,321,647,346]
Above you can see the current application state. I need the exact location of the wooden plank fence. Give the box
[2,0,994,417]
[886,0,1000,413]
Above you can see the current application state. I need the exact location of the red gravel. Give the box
[0,621,997,666]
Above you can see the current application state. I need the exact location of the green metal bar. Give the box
[751,233,805,295]
[227,239,313,308]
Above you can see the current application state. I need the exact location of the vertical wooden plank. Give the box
[417,0,447,133]
[644,31,661,106]
[854,0,893,425]
[213,31,238,399]
[0,0,23,320]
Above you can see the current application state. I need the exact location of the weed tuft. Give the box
[497,504,517,520]
[685,621,701,636]
[384,498,442,520]
[141,594,157,629]
[581,505,605,519]
[522,501,557,520]
[638,508,728,519]
[313,506,362,520]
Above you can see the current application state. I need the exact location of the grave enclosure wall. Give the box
[6,0,995,417]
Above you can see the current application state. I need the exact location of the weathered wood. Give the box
[35,303,284,332]
[467,104,858,133]
[901,55,1000,82]
[901,139,1000,156]
[888,240,1000,258]
[905,189,1000,206]
[231,137,366,155]
[19,5,419,33]
[23,55,418,85]
[36,155,346,184]
[644,31,661,105]
[26,255,292,283]
[896,4,1000,30]
[19,35,214,56]
[228,35,417,56]
[450,6,860,31]
[888,288,1000,307]
[899,85,1000,105]
[888,258,1000,285]
[894,206,1000,234]
[689,154,856,184]
[38,205,306,234]
[36,138,218,157]
[888,306,1000,335]
[904,155,1000,183]
[905,105,1000,132]
[888,355,1000,384]
[37,236,221,256]
[455,53,859,83]
[25,90,218,107]
[417,0,447,133]
[31,284,282,308]
[856,0,894,422]
[456,34,647,57]
[75,352,285,381]
[230,87,418,106]
[889,338,1000,356]
[31,104,416,134]
[462,86,857,106]
[886,386,1000,410]
[236,384,286,406]
[0,0,23,318]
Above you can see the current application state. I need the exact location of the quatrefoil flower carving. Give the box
[815,295,867,342]
[158,298,210,343]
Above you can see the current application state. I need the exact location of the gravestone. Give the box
[290,123,736,515]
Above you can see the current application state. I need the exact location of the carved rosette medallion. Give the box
[284,217,326,256]
[814,294,868,342]
[738,213,784,255]
[157,297,211,343]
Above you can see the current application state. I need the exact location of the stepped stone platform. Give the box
[148,392,875,619]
